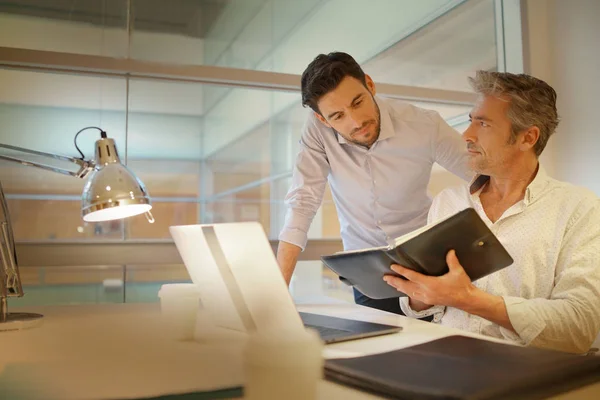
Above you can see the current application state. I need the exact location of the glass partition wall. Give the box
[0,0,508,305]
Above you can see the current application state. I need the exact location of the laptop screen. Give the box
[169,222,304,333]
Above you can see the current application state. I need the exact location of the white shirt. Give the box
[400,166,600,354]
[279,96,471,251]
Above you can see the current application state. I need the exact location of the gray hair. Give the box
[468,70,560,157]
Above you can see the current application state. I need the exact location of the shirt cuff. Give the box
[278,228,308,251]
[279,209,314,250]
[399,297,445,322]
[502,296,546,345]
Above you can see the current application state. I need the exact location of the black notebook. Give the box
[321,208,514,299]
[325,335,600,400]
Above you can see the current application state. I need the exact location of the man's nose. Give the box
[462,124,476,142]
[348,110,362,128]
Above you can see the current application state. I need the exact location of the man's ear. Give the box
[314,111,331,128]
[365,74,377,96]
[520,126,540,152]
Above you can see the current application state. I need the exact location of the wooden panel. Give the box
[42,266,123,285]
[8,199,121,240]
[127,202,198,239]
[125,265,190,283]
[15,239,343,267]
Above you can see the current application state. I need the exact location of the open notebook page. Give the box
[392,212,457,247]
[333,211,463,255]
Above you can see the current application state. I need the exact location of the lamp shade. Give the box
[81,137,151,222]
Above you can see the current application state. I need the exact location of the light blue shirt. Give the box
[279,96,472,251]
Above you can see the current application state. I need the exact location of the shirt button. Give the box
[373,179,377,184]
[377,220,382,224]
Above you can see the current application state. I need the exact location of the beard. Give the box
[468,156,487,174]
[467,142,515,174]
[467,143,486,172]
[335,100,381,148]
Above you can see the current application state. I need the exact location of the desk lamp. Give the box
[0,127,153,331]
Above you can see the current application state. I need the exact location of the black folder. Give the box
[321,208,514,299]
[325,335,600,400]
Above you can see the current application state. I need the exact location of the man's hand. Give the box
[383,250,476,309]
[384,250,515,333]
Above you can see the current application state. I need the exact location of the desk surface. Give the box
[2,299,599,400]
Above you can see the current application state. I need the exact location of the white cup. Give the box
[158,283,201,341]
[243,327,323,400]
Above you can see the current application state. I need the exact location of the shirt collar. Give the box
[337,96,395,144]
[469,163,549,205]
[524,164,549,204]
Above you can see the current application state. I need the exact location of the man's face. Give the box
[315,75,381,148]
[463,95,520,175]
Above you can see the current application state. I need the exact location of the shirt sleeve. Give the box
[278,116,330,251]
[501,199,600,354]
[399,297,446,322]
[431,111,474,182]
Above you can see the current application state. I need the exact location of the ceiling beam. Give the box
[0,46,476,104]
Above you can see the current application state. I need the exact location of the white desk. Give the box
[1,300,599,399]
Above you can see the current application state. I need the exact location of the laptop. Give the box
[169,222,401,344]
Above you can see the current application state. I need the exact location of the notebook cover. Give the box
[325,335,600,400]
[321,208,513,299]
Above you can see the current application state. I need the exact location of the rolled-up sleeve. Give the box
[278,118,330,250]
[501,201,600,354]
[399,297,446,322]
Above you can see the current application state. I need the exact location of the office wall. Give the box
[526,0,600,195]
[525,0,600,349]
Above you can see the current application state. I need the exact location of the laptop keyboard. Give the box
[304,324,353,339]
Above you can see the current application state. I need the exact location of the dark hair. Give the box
[301,52,367,114]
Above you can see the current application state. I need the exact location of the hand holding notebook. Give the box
[321,208,514,299]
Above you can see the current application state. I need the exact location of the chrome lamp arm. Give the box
[0,143,95,179]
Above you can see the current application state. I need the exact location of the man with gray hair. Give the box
[384,70,600,354]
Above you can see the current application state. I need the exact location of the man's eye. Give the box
[480,121,489,127]
[354,100,363,107]
[334,114,343,121]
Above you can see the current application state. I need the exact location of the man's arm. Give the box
[276,241,302,286]
[386,250,515,332]
[431,111,473,181]
[457,286,513,332]
[499,200,600,353]
[277,116,330,284]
